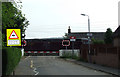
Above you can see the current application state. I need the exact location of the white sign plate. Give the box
[70,39,76,41]
[8,40,20,45]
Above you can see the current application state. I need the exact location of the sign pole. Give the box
[72,41,74,58]
[70,36,76,58]
[66,46,67,50]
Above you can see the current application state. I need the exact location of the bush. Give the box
[60,52,79,60]
[60,52,88,62]
[104,28,113,44]
[60,52,72,58]
[91,38,104,44]
[2,47,22,75]
[72,55,79,60]
[77,57,88,62]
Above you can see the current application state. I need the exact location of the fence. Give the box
[80,44,120,68]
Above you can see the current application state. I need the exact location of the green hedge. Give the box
[60,52,79,60]
[2,47,22,75]
[91,38,104,44]
[60,52,88,62]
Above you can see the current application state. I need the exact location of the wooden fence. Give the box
[80,44,120,68]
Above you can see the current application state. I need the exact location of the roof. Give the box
[69,32,105,34]
[67,32,105,40]
[113,26,120,37]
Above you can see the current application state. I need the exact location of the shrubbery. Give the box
[60,52,88,62]
[91,38,104,44]
[2,47,21,75]
[60,52,80,60]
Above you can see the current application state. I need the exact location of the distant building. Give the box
[67,26,105,41]
[113,26,120,47]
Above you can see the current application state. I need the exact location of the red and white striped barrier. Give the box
[25,51,59,53]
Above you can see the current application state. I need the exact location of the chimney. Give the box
[68,26,71,33]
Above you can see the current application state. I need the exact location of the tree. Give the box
[2,2,29,33]
[2,2,29,47]
[1,1,29,75]
[104,28,113,44]
[63,33,68,39]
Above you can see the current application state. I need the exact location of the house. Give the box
[113,26,120,47]
[67,26,105,41]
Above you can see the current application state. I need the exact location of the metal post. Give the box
[88,16,90,32]
[22,32,25,56]
[72,41,74,58]
[88,16,91,63]
[22,40,23,56]
[66,46,67,50]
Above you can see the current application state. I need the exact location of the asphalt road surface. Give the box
[28,56,110,75]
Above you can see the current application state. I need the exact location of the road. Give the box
[26,56,110,75]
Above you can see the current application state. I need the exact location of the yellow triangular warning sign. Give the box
[9,30,19,39]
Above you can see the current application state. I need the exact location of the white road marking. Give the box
[33,67,39,75]
[24,56,30,60]
[33,68,36,72]
[35,72,39,75]
[32,65,39,75]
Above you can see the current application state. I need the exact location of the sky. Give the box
[20,0,119,39]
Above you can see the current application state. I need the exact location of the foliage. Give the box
[2,2,29,47]
[0,31,2,47]
[91,38,104,44]
[60,52,72,58]
[60,52,80,60]
[2,2,29,33]
[60,53,87,62]
[71,56,79,60]
[1,1,28,75]
[63,33,68,39]
[104,28,113,44]
[2,47,22,75]
[77,57,88,62]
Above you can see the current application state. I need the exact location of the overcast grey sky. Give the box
[21,0,119,39]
